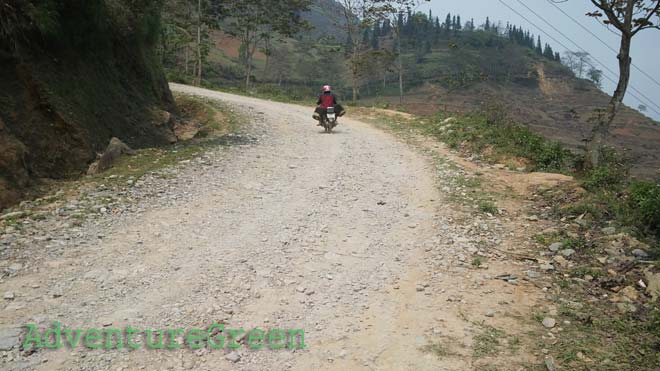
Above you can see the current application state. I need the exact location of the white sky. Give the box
[418,0,660,120]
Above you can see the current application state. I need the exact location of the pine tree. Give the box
[536,35,542,55]
[445,13,451,34]
[362,27,370,46]
[381,19,391,35]
[485,17,490,31]
[456,15,462,31]
[543,43,555,60]
[371,21,380,50]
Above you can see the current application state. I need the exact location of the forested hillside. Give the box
[160,2,659,177]
[0,0,176,209]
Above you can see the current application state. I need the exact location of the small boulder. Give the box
[548,242,563,252]
[225,352,241,363]
[542,317,556,328]
[601,227,616,235]
[644,270,660,302]
[553,255,570,268]
[631,249,649,258]
[618,286,639,302]
[0,327,21,351]
[559,249,576,258]
[87,138,135,175]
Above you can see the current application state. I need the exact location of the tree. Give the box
[583,0,660,167]
[587,66,603,88]
[224,0,311,91]
[445,13,452,34]
[371,21,381,49]
[337,0,424,102]
[562,50,593,78]
[384,1,428,104]
[543,43,555,60]
[337,0,385,101]
[162,0,221,84]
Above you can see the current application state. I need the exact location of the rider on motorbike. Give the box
[313,85,345,125]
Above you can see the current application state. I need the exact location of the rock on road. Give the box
[1,84,533,370]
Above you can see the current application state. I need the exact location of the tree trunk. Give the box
[586,2,634,168]
[397,34,404,105]
[184,46,189,75]
[245,59,252,91]
[351,44,358,103]
[195,0,202,86]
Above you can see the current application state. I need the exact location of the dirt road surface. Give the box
[1,84,549,370]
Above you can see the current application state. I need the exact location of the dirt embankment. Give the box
[0,1,178,210]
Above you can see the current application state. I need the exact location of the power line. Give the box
[497,0,660,117]
[512,0,660,114]
[546,0,660,90]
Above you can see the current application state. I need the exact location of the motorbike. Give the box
[321,106,338,133]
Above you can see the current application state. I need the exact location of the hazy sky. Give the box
[418,0,660,120]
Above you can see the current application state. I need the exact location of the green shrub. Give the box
[626,180,660,238]
[580,148,629,191]
[581,165,627,191]
[478,200,498,214]
[431,110,574,173]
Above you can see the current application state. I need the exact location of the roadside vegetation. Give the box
[354,103,659,370]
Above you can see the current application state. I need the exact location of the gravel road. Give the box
[0,84,544,370]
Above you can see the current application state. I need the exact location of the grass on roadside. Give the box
[353,104,660,370]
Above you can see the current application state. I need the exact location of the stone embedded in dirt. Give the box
[601,227,617,235]
[3,292,15,300]
[7,263,22,272]
[645,270,660,302]
[495,274,517,282]
[616,302,637,313]
[225,352,241,363]
[542,227,559,235]
[51,290,63,298]
[618,286,639,302]
[548,242,563,252]
[631,249,649,258]
[559,249,575,258]
[485,309,495,317]
[544,356,557,371]
[542,317,556,328]
[526,270,541,279]
[416,285,425,292]
[87,138,135,175]
[552,255,569,268]
[527,215,540,221]
[0,327,21,351]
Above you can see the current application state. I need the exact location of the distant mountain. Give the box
[301,0,349,41]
